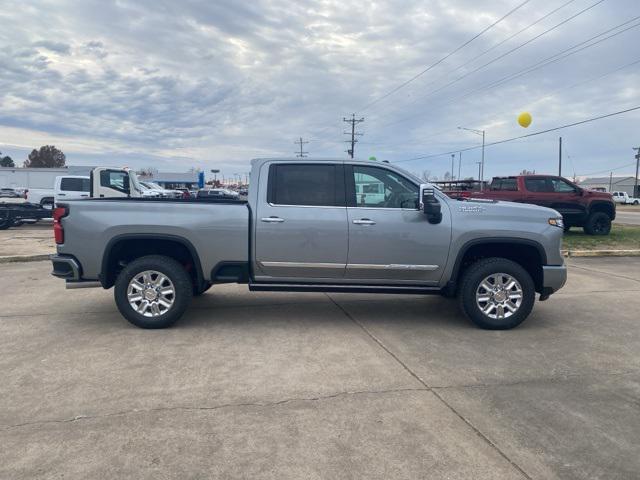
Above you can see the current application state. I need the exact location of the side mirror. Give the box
[420,184,442,224]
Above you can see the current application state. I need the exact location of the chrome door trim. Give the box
[347,264,439,271]
[259,261,346,269]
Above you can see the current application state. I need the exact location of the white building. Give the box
[578,176,639,196]
[0,165,95,189]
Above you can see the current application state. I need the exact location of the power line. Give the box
[370,55,640,150]
[369,0,578,121]
[451,15,640,106]
[577,162,637,177]
[377,0,607,127]
[396,105,640,163]
[377,14,639,131]
[358,0,533,112]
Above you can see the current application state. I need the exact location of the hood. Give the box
[454,198,561,219]
[581,188,613,200]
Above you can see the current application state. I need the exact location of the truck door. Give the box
[344,164,451,284]
[254,162,348,280]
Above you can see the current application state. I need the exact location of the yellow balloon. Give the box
[518,112,532,128]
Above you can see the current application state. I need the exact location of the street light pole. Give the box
[481,130,485,190]
[633,147,640,197]
[459,126,486,191]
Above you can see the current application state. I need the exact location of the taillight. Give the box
[53,206,68,244]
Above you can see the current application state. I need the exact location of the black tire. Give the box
[114,255,192,329]
[0,211,11,230]
[193,282,212,296]
[583,211,611,235]
[458,257,536,330]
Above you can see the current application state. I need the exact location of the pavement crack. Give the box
[568,263,640,284]
[325,293,533,480]
[1,387,428,431]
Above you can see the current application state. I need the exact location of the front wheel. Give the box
[114,255,193,328]
[583,211,611,235]
[458,257,535,330]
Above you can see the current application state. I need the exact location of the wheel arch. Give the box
[101,234,204,289]
[448,238,547,295]
[589,201,615,219]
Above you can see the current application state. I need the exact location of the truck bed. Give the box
[57,198,250,282]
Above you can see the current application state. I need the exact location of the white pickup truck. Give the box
[612,191,640,205]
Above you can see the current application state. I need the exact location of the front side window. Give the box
[490,178,517,191]
[100,170,129,194]
[524,178,552,193]
[268,164,340,206]
[351,166,418,209]
[550,178,577,193]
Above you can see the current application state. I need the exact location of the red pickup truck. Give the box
[469,175,615,235]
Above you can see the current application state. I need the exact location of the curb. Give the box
[562,249,640,257]
[0,254,50,264]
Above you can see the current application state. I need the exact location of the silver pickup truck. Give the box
[51,158,567,330]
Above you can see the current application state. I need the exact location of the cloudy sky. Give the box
[1,0,639,180]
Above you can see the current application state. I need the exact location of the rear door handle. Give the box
[353,218,376,225]
[261,216,285,223]
[58,193,66,196]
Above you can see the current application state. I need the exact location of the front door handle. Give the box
[58,193,66,196]
[353,218,376,225]
[261,216,285,223]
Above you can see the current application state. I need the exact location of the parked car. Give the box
[140,182,182,198]
[174,188,192,199]
[0,187,19,198]
[612,191,640,205]
[469,175,616,235]
[51,158,566,331]
[196,188,238,199]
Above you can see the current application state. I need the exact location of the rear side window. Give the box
[60,177,90,192]
[490,178,518,191]
[524,178,552,193]
[268,164,343,206]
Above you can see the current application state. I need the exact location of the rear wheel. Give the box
[458,257,535,330]
[583,211,611,235]
[114,255,192,328]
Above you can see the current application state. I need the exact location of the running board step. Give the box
[248,283,442,295]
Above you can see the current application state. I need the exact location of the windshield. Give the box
[129,171,144,194]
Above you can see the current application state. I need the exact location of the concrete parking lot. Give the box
[1,257,639,479]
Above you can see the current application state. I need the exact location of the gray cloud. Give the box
[0,0,638,179]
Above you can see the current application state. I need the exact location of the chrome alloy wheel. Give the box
[127,270,175,317]
[475,273,523,320]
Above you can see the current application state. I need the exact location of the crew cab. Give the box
[469,175,615,234]
[50,159,567,330]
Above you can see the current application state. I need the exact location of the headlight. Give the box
[548,217,564,229]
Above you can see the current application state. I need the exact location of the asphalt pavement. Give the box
[614,207,640,226]
[1,258,639,479]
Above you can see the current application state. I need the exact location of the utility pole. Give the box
[558,137,562,176]
[294,137,309,158]
[476,161,482,182]
[458,152,462,181]
[343,114,364,158]
[633,147,640,197]
[609,172,613,192]
[451,154,455,181]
